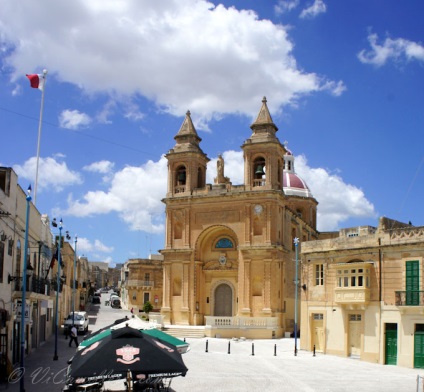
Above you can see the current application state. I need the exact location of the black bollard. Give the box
[228,340,231,354]
[184,337,186,342]
[205,339,209,353]
[274,344,277,356]
[313,344,316,357]
[251,342,255,356]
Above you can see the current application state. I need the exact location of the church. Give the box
[160,97,319,338]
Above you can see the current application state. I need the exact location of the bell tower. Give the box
[242,97,286,191]
[165,110,209,196]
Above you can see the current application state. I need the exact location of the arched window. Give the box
[215,238,233,249]
[253,157,266,187]
[175,165,187,193]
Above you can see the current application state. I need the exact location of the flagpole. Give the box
[33,69,48,206]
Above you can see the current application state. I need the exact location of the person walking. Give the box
[69,325,78,348]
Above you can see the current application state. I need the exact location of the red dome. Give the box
[283,172,313,198]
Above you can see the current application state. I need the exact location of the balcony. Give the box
[11,275,54,296]
[334,287,370,305]
[126,280,155,288]
[395,291,424,306]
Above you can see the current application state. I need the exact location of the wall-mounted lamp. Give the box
[8,263,34,284]
[8,274,19,284]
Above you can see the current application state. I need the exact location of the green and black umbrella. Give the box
[66,326,188,391]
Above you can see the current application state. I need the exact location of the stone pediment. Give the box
[203,259,237,271]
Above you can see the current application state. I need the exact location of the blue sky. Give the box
[1,0,423,266]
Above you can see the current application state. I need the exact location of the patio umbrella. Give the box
[66,326,188,390]
[79,317,190,354]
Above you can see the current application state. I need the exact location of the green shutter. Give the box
[406,260,419,305]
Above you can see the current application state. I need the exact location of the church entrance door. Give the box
[214,283,232,316]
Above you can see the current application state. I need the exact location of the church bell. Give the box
[255,165,265,175]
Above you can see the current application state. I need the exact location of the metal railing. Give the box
[395,291,424,306]
[12,275,54,295]
[126,280,155,288]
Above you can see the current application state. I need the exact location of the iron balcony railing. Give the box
[395,291,424,306]
[12,275,56,295]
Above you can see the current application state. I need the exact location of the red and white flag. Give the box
[26,73,45,91]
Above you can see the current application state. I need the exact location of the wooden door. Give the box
[414,329,424,368]
[385,324,397,365]
[214,284,232,316]
[348,314,361,357]
[312,314,324,352]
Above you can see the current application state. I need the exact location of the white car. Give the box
[64,311,89,333]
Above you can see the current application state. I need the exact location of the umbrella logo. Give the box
[116,345,140,364]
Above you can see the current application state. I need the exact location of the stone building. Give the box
[0,167,53,371]
[121,255,164,313]
[300,217,424,368]
[160,97,319,338]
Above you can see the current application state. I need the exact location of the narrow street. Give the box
[6,293,132,392]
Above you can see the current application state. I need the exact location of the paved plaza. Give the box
[3,303,423,391]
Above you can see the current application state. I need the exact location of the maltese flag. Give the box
[26,73,45,91]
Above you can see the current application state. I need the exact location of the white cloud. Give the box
[59,109,92,130]
[83,161,115,174]
[295,155,377,231]
[275,0,299,15]
[13,155,83,192]
[76,237,114,255]
[300,0,327,19]
[64,157,168,233]
[3,0,342,128]
[358,33,424,67]
[65,150,375,235]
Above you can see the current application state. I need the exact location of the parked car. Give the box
[110,296,121,309]
[64,311,89,334]
[92,296,101,304]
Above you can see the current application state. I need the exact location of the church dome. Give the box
[283,172,313,197]
[283,148,313,198]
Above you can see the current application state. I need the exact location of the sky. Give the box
[1,0,423,266]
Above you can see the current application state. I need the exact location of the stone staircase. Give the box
[163,325,206,339]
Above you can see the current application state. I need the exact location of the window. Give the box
[337,266,370,288]
[349,314,361,321]
[315,264,324,286]
[132,291,137,300]
[215,238,233,248]
[144,273,150,282]
[313,313,323,320]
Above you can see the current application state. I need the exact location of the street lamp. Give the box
[53,218,63,361]
[293,237,299,357]
[72,235,78,326]
[20,185,31,392]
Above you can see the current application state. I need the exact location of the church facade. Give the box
[160,97,319,338]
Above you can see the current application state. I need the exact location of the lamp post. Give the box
[293,237,299,357]
[72,235,78,325]
[20,185,31,392]
[53,218,63,361]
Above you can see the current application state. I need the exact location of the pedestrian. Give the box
[69,325,78,348]
[130,308,133,314]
